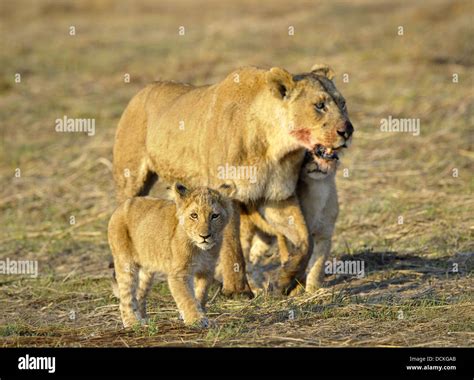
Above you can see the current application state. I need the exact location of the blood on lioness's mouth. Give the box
[314,145,339,161]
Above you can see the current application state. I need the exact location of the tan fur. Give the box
[296,159,339,292]
[244,159,339,293]
[241,65,351,293]
[108,183,233,328]
[113,64,352,295]
[240,206,290,265]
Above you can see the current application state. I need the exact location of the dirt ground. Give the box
[0,0,473,347]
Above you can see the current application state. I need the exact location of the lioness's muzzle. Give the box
[337,120,354,140]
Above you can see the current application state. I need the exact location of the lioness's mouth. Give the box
[313,144,340,161]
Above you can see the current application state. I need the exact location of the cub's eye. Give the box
[190,213,198,220]
[315,102,325,111]
[211,213,220,220]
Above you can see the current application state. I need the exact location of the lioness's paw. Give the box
[288,284,306,297]
[305,285,319,293]
[221,283,254,300]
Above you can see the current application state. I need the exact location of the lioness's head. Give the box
[265,63,353,167]
[173,183,234,250]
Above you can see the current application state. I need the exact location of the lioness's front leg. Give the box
[168,274,207,327]
[219,201,254,299]
[260,195,312,295]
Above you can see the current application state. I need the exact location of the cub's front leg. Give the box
[194,270,214,312]
[168,273,208,328]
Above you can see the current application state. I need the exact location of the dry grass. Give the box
[0,0,473,347]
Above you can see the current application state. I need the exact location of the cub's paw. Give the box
[122,318,142,329]
[185,316,212,329]
[134,311,149,325]
[197,317,210,329]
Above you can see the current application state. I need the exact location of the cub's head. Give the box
[300,150,339,181]
[265,63,353,163]
[173,183,234,250]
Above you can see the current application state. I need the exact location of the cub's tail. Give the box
[109,261,120,298]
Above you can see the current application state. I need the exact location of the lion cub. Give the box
[297,152,339,292]
[108,183,233,328]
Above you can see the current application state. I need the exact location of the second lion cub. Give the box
[108,183,233,328]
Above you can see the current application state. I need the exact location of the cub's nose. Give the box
[337,121,354,139]
[200,234,211,240]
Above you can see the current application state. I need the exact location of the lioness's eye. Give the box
[190,213,198,220]
[211,213,220,220]
[315,102,325,111]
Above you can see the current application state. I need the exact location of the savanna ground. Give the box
[0,0,473,347]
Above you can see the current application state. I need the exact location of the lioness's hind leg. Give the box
[219,201,254,299]
[239,213,256,264]
[115,163,158,203]
[136,269,155,320]
[113,86,158,202]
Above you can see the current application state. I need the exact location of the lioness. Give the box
[113,64,353,296]
[108,183,233,328]
[241,151,339,292]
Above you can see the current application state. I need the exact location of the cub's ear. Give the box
[266,67,295,100]
[173,182,189,200]
[217,183,236,199]
[311,63,335,80]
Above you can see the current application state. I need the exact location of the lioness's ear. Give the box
[173,182,189,200]
[218,183,236,199]
[266,67,295,100]
[311,63,335,80]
